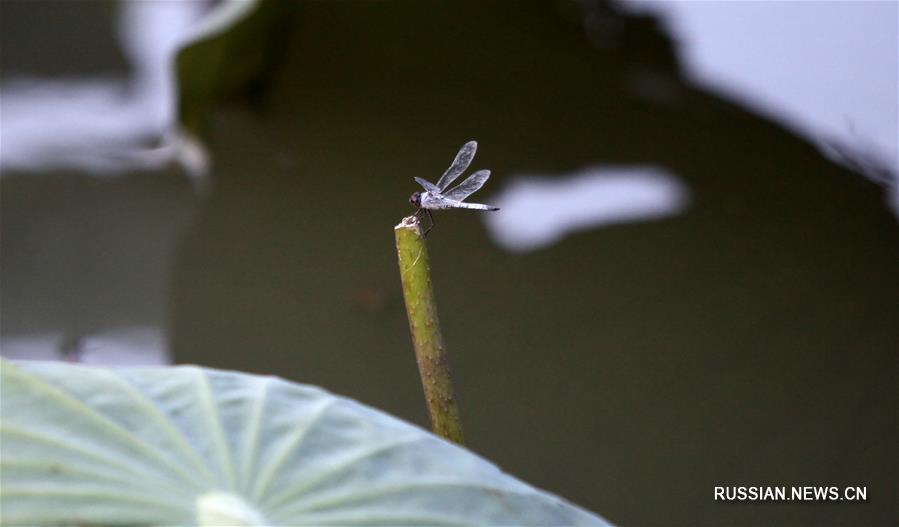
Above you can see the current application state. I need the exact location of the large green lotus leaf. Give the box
[0,359,610,526]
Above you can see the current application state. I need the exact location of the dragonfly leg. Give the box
[423,209,434,237]
[412,208,430,237]
[412,207,434,237]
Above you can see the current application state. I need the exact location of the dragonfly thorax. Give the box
[412,190,447,210]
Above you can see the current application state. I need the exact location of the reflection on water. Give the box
[0,170,195,365]
[624,0,898,208]
[485,166,689,252]
[2,327,168,365]
[0,0,206,178]
[0,0,212,365]
[1,78,195,175]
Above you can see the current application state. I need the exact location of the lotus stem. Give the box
[394,215,465,445]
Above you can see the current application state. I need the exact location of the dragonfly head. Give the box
[409,192,421,208]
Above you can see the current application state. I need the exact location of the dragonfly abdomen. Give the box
[452,202,499,211]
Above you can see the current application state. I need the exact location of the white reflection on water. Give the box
[1,328,169,366]
[622,0,898,210]
[484,166,689,252]
[0,0,207,178]
[0,1,210,365]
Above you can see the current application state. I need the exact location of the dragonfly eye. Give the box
[409,192,421,207]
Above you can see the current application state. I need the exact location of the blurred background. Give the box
[1,1,897,525]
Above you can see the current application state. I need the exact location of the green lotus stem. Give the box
[394,215,465,445]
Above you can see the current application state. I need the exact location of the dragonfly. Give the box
[409,140,499,235]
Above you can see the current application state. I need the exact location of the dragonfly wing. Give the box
[435,141,478,191]
[414,177,441,193]
[443,169,491,202]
